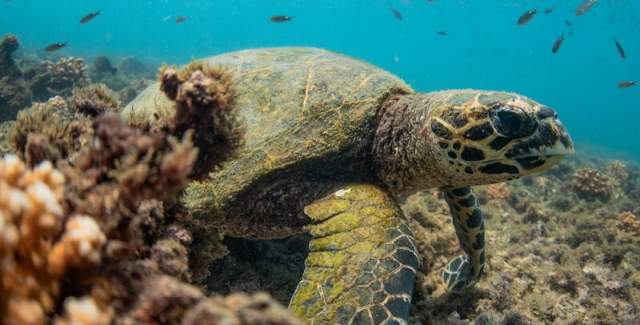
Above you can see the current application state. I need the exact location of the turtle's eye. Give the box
[490,105,536,138]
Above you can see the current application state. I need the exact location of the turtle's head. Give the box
[425,90,574,187]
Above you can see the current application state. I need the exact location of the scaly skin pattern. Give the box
[290,184,420,325]
[442,187,485,291]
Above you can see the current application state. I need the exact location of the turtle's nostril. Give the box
[536,107,557,119]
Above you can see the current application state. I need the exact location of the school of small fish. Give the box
[10,1,635,90]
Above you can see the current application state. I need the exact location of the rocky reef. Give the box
[0,34,155,122]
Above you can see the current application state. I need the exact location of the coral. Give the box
[485,183,512,200]
[118,78,150,105]
[571,167,613,201]
[29,57,89,101]
[0,121,14,156]
[158,62,243,176]
[71,84,119,117]
[0,35,33,121]
[617,211,640,235]
[0,155,105,324]
[91,56,117,76]
[605,160,628,183]
[117,57,149,76]
[121,275,300,325]
[0,34,21,79]
[12,96,92,165]
[183,292,302,325]
[55,297,113,325]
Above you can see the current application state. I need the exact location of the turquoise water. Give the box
[2,0,639,159]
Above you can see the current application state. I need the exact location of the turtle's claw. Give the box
[442,255,475,292]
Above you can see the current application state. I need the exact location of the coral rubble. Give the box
[571,167,613,201]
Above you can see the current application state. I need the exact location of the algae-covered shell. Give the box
[122,47,413,237]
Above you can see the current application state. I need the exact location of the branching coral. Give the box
[571,167,613,202]
[30,57,89,101]
[159,62,243,177]
[71,84,120,117]
[0,155,107,324]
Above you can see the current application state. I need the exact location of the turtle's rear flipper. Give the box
[290,184,420,324]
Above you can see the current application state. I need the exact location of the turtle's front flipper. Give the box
[442,187,485,292]
[290,184,420,324]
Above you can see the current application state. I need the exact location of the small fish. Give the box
[576,0,598,16]
[564,19,573,27]
[552,33,564,54]
[517,9,537,26]
[436,30,448,36]
[175,16,188,24]
[544,7,555,14]
[270,15,294,23]
[44,42,67,52]
[614,38,626,59]
[618,80,637,89]
[391,8,402,21]
[80,11,101,24]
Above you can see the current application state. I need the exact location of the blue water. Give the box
[2,0,639,160]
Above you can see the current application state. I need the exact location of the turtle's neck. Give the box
[372,93,447,196]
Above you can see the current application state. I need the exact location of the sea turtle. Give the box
[122,47,573,324]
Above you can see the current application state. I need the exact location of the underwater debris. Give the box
[175,16,188,24]
[71,84,120,117]
[517,9,537,26]
[571,167,613,201]
[158,62,243,176]
[44,42,67,52]
[29,57,89,101]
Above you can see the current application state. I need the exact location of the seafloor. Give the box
[1,34,639,324]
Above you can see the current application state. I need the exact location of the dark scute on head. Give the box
[458,195,476,207]
[453,142,461,150]
[452,113,469,128]
[448,151,457,159]
[489,136,511,150]
[464,167,474,174]
[464,122,494,141]
[506,123,558,158]
[536,106,557,119]
[438,141,449,149]
[461,147,485,161]
[431,121,452,139]
[479,162,520,175]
